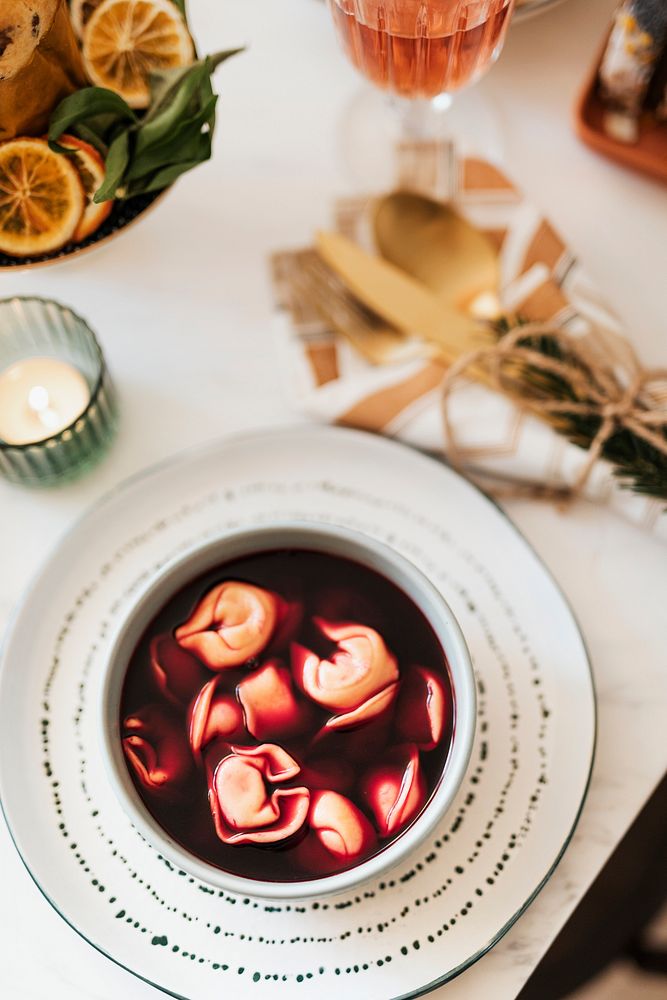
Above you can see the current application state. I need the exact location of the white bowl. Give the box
[100,522,476,900]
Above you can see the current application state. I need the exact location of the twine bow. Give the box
[441,322,667,502]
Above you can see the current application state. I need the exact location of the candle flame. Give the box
[28,386,50,413]
[28,385,61,431]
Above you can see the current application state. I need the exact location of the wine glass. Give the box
[327,0,516,182]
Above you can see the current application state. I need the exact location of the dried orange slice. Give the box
[0,138,85,257]
[70,0,106,39]
[58,134,112,241]
[82,0,195,110]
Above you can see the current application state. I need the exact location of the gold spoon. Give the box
[373,191,502,320]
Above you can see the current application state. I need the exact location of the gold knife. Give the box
[316,230,492,364]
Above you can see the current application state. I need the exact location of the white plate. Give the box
[0,426,595,999]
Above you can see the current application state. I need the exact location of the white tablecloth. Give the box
[1,1,666,997]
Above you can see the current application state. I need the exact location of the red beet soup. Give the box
[120,548,455,882]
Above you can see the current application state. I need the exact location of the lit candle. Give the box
[0,297,117,487]
[0,357,91,446]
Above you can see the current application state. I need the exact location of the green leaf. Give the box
[128,95,217,179]
[126,125,212,187]
[143,48,243,125]
[70,124,109,158]
[144,64,199,120]
[93,131,131,202]
[137,62,210,152]
[47,47,244,201]
[49,87,137,150]
[125,149,212,196]
[207,47,246,72]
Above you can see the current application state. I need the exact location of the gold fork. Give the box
[279,248,432,366]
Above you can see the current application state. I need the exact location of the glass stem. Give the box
[390,94,455,141]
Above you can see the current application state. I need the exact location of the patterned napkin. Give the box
[272,145,667,541]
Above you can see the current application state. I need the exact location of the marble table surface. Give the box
[1,0,666,997]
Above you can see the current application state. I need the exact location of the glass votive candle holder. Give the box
[0,297,118,487]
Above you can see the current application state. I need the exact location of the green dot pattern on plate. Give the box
[37,478,553,988]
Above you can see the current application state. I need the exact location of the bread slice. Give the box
[0,1,59,82]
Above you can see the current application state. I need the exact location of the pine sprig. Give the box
[498,320,667,503]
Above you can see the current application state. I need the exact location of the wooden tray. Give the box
[575,33,667,186]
